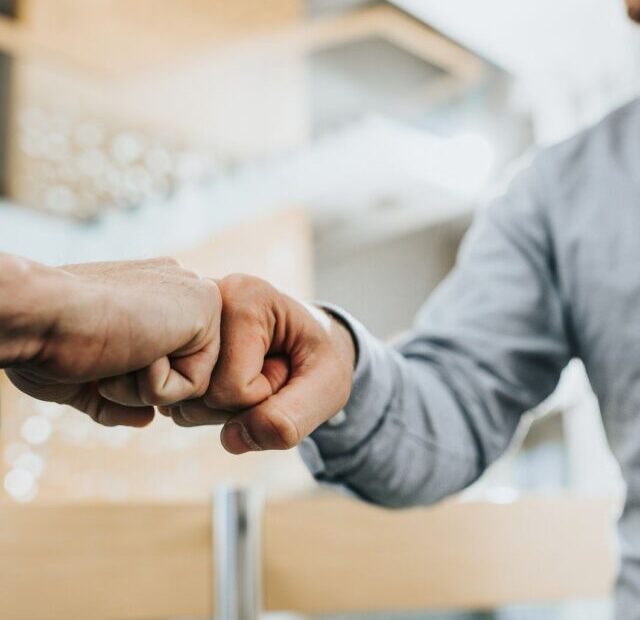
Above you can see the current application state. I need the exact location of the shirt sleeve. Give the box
[299,161,573,508]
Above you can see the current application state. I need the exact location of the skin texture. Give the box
[1,256,355,451]
[628,0,640,22]
[146,274,358,454]
[1,254,221,427]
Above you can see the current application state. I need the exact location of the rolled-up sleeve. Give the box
[300,161,573,508]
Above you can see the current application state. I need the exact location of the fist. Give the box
[5,257,222,427]
[159,274,356,454]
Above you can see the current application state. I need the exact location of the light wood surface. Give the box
[1,0,302,75]
[265,495,616,614]
[0,495,616,619]
[0,3,483,80]
[0,502,213,620]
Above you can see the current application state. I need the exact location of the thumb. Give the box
[220,352,350,454]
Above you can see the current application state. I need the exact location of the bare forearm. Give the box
[0,254,60,367]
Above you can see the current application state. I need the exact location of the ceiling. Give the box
[391,0,640,84]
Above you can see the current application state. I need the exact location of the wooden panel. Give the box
[264,495,617,614]
[0,495,616,619]
[16,0,302,75]
[0,4,482,81]
[0,502,213,620]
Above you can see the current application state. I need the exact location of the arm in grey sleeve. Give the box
[299,161,572,508]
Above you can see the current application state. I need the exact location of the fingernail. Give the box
[223,421,263,452]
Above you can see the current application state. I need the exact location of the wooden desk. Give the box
[0,494,617,619]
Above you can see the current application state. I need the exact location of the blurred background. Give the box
[0,1,637,619]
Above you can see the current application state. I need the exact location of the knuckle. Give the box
[220,273,266,302]
[172,413,193,428]
[219,274,274,326]
[179,407,201,424]
[206,380,248,408]
[199,278,222,312]
[224,302,258,328]
[161,256,181,267]
[220,272,252,293]
[0,254,30,283]
[192,376,210,400]
[138,380,169,407]
[138,386,157,406]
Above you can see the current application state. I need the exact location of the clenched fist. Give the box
[1,254,221,427]
[156,274,357,454]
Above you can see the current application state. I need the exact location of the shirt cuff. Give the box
[299,303,396,478]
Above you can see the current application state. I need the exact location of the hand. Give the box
[156,274,356,454]
[3,256,221,427]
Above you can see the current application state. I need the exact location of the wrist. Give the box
[306,303,357,373]
[0,257,76,366]
[327,313,357,372]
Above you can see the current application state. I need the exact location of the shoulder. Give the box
[533,97,640,196]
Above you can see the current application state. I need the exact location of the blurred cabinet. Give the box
[0,0,309,218]
[16,0,302,73]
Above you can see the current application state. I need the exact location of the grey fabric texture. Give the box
[300,98,640,619]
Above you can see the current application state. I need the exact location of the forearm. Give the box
[0,254,62,367]
[301,308,485,508]
[301,163,573,508]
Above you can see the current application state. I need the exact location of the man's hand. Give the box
[155,274,357,454]
[1,254,221,427]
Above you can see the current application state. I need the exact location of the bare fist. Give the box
[158,274,357,454]
[3,257,221,427]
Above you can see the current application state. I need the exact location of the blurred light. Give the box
[3,441,29,466]
[13,451,45,478]
[43,184,77,215]
[4,467,38,502]
[75,122,105,149]
[19,129,46,158]
[58,415,92,445]
[77,148,107,177]
[111,132,144,165]
[176,151,207,182]
[33,401,66,419]
[21,415,53,446]
[144,147,173,174]
[43,132,69,162]
[123,166,153,195]
[485,486,519,505]
[18,106,46,131]
[101,426,132,449]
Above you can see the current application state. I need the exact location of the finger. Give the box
[174,400,232,425]
[220,355,349,454]
[136,346,217,406]
[168,407,201,428]
[261,356,290,393]
[99,343,218,407]
[206,307,289,409]
[69,384,155,427]
[156,404,213,427]
[98,372,140,406]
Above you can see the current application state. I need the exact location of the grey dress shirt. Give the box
[299,98,640,619]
